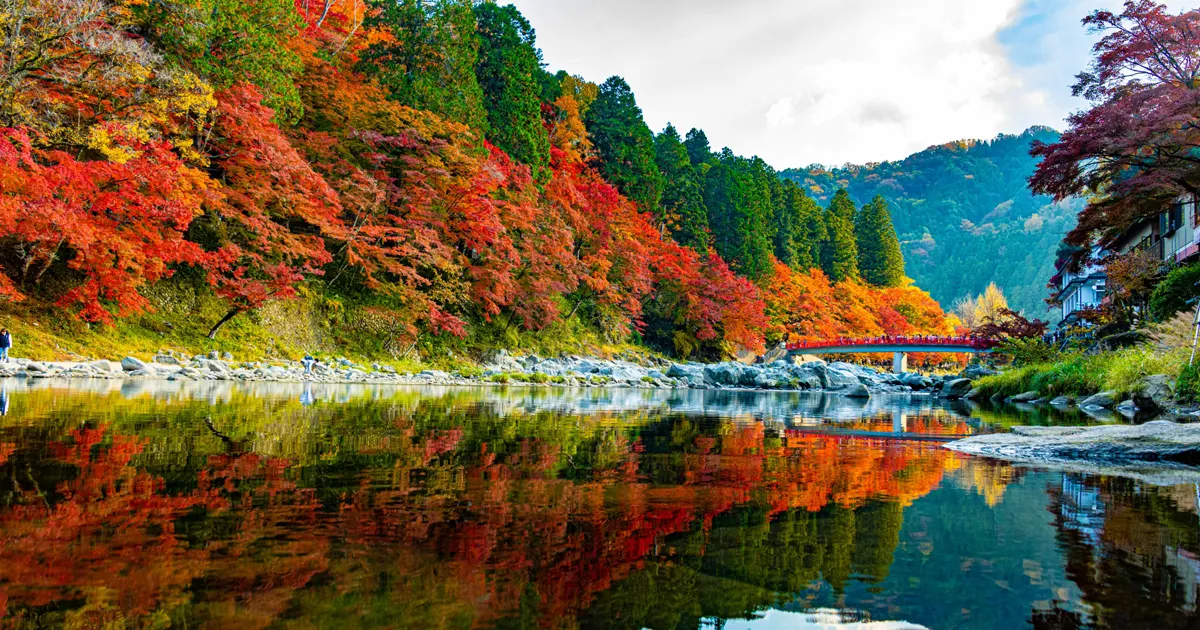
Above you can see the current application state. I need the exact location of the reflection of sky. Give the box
[719,609,927,629]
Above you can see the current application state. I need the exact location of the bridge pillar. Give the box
[892,352,907,374]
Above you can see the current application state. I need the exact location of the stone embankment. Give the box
[0,349,984,396]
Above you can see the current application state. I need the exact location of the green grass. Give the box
[0,278,667,369]
[974,346,1189,400]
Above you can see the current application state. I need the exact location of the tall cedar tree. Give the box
[773,178,823,270]
[703,151,775,280]
[654,124,710,252]
[473,3,551,181]
[359,0,489,132]
[821,189,859,281]
[684,128,713,166]
[584,77,664,212]
[855,195,905,286]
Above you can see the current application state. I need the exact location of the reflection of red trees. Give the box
[0,421,962,626]
[0,427,206,620]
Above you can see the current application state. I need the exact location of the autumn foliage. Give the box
[0,0,955,355]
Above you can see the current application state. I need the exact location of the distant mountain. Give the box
[780,126,1076,319]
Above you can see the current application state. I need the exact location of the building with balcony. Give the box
[1052,258,1106,327]
[1049,193,1199,331]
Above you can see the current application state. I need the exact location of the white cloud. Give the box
[506,0,1177,167]
[765,97,795,128]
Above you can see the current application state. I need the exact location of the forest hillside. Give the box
[781,127,1077,319]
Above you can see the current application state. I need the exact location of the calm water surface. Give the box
[0,379,1195,629]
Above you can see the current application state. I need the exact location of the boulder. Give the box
[206,360,231,375]
[1010,390,1040,403]
[1133,375,1176,412]
[1049,396,1075,407]
[221,351,234,361]
[1079,391,1118,409]
[965,388,984,401]
[941,378,973,399]
[703,363,742,386]
[961,364,998,380]
[795,362,830,389]
[121,356,146,372]
[91,360,121,374]
[844,383,872,399]
[208,350,220,360]
[154,354,180,365]
[24,361,48,373]
[824,366,862,390]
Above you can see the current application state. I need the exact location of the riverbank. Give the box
[0,349,979,397]
[966,343,1199,417]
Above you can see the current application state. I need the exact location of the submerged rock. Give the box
[844,383,871,399]
[1010,390,1039,403]
[941,379,972,399]
[1079,391,1118,409]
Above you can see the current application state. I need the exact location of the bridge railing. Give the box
[785,335,997,352]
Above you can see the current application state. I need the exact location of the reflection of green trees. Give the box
[576,499,907,629]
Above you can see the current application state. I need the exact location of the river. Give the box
[0,380,1195,628]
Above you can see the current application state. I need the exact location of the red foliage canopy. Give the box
[1031,1,1200,254]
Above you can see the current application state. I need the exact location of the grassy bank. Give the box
[973,345,1195,401]
[0,280,655,370]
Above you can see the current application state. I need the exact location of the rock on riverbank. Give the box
[945,421,1200,469]
[0,350,975,395]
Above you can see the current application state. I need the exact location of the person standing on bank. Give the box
[0,328,10,362]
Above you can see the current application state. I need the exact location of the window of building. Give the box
[1162,201,1184,236]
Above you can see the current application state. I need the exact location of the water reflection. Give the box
[0,384,1193,628]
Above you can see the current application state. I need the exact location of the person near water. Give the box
[302,354,316,374]
[0,328,11,362]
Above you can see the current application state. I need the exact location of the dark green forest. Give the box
[781,126,1077,319]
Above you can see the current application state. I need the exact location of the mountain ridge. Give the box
[780,125,1075,319]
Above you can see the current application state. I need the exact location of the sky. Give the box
[509,0,1187,169]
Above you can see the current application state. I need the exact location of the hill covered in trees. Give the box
[0,0,956,362]
[781,127,1078,319]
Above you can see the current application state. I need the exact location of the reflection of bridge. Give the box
[785,336,996,373]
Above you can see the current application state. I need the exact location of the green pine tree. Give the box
[855,195,906,286]
[703,151,774,280]
[584,76,664,212]
[821,190,859,281]
[361,0,488,132]
[772,179,823,270]
[655,124,710,252]
[473,2,551,181]
[684,128,713,166]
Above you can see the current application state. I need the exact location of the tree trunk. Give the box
[207,308,241,339]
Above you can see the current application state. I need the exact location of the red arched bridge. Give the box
[784,336,997,373]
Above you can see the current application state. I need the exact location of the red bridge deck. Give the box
[785,336,996,353]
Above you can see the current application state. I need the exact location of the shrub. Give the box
[973,365,1043,398]
[550,375,566,384]
[526,372,549,384]
[1028,354,1103,396]
[1149,262,1200,321]
[488,373,510,383]
[1179,362,1200,401]
[997,337,1058,366]
[455,365,484,379]
[1097,346,1185,396]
